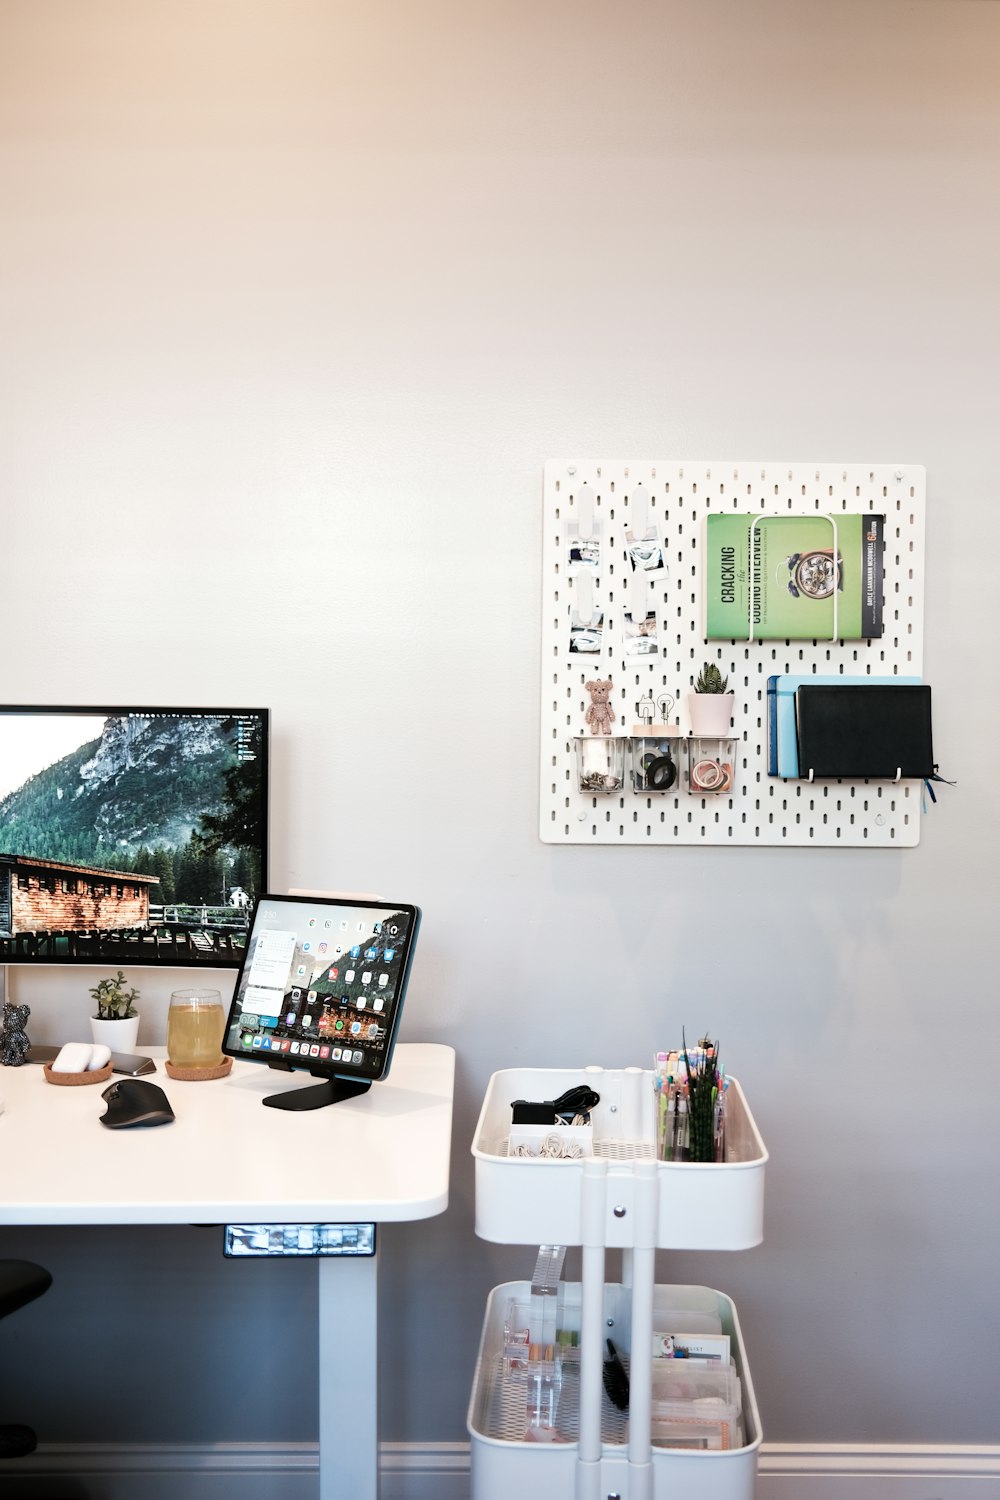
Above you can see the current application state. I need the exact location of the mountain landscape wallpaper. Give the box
[0,710,267,961]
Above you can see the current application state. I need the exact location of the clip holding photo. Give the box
[566,517,601,574]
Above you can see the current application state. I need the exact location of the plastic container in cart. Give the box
[468,1280,762,1500]
[473,1066,768,1250]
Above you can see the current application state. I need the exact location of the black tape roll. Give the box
[645,754,676,790]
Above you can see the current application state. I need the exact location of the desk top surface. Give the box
[0,1043,455,1226]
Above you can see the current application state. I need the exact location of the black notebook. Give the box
[795,684,934,780]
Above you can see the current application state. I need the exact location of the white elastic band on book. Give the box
[811,767,906,785]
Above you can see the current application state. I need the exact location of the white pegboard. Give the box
[539,460,927,847]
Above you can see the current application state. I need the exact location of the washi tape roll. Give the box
[692,758,724,791]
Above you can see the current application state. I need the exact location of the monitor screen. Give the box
[222,893,421,1110]
[0,706,269,968]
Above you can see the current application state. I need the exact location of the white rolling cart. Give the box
[468,1066,769,1500]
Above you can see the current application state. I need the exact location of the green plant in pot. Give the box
[687,661,734,735]
[693,663,729,696]
[89,970,141,1051]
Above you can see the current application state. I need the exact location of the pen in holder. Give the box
[684,1032,721,1163]
[654,1038,727,1162]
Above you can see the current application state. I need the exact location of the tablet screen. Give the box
[222,893,420,1085]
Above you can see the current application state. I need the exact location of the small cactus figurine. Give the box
[0,1002,31,1067]
[693,662,729,694]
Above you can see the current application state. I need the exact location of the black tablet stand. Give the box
[263,1060,373,1112]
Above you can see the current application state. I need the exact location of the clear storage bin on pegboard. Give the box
[573,735,627,795]
[629,730,681,794]
[685,737,737,796]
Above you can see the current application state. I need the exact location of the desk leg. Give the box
[318,1247,379,1500]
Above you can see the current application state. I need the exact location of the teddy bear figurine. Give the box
[0,1001,31,1067]
[585,678,616,736]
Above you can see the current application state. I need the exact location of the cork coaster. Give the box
[164,1057,232,1082]
[43,1062,113,1087]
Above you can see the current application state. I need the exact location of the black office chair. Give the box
[0,1260,52,1458]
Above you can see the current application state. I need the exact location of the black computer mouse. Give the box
[100,1078,175,1129]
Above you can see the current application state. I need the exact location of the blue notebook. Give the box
[767,674,921,778]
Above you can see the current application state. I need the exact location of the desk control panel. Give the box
[223,1223,376,1258]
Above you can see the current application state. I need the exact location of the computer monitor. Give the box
[221,892,421,1110]
[0,706,269,968]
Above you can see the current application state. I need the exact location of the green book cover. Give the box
[705,513,884,640]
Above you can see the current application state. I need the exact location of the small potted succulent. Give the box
[89,970,141,1052]
[687,662,735,736]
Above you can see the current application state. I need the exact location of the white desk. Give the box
[0,1043,455,1500]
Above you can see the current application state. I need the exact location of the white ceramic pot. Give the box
[686,693,735,737]
[90,1015,140,1054]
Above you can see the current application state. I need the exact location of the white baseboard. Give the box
[0,1441,471,1499]
[757,1443,1000,1498]
[1,1440,997,1498]
[0,1441,317,1499]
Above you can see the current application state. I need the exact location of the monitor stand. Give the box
[262,1063,372,1112]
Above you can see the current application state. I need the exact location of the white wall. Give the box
[1,0,998,1453]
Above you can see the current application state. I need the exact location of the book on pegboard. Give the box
[705,512,885,641]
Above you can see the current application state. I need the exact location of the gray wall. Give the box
[1,0,997,1450]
